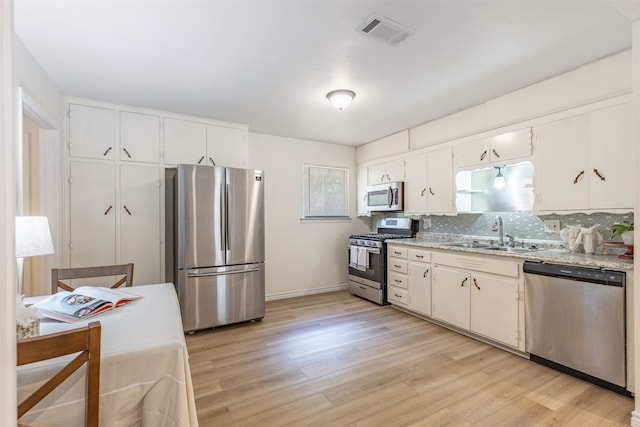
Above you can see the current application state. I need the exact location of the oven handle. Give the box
[348,246,380,255]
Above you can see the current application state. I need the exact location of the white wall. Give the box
[248,132,369,299]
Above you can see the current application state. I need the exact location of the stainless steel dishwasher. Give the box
[524,261,628,395]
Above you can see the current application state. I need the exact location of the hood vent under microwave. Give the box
[357,15,413,46]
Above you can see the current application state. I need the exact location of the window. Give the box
[302,164,349,219]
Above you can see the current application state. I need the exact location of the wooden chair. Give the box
[17,321,101,427]
[51,263,134,293]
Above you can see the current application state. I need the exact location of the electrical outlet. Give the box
[423,218,432,230]
[544,220,560,233]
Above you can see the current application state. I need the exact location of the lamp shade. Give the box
[326,89,356,110]
[15,216,54,258]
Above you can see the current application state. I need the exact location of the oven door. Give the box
[348,246,384,287]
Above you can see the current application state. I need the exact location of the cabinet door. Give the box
[356,167,369,216]
[488,128,531,163]
[408,261,431,316]
[588,103,633,210]
[120,165,161,285]
[385,158,405,182]
[120,111,161,163]
[426,147,453,214]
[68,104,115,160]
[432,266,470,329]
[454,138,490,168]
[69,161,116,268]
[404,153,428,214]
[534,115,589,211]
[368,162,387,185]
[206,125,248,168]
[470,272,519,348]
[163,118,207,165]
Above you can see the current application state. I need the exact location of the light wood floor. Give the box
[186,291,634,426]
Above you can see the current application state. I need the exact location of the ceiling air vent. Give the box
[357,14,413,46]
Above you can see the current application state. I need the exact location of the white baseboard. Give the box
[631,410,640,427]
[266,283,349,301]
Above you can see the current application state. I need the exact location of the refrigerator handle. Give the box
[188,268,260,278]
[225,183,230,251]
[220,183,226,251]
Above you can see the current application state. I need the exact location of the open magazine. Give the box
[33,286,141,323]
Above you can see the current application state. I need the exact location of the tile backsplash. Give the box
[369,211,634,244]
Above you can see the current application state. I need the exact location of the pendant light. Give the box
[326,89,356,110]
[493,166,506,190]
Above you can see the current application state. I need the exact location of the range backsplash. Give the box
[368,211,634,243]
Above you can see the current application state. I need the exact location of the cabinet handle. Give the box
[423,268,429,278]
[394,293,402,298]
[104,205,113,215]
[395,279,402,283]
[492,148,500,158]
[429,187,434,196]
[421,188,426,197]
[480,150,488,161]
[209,157,216,165]
[197,156,205,164]
[393,251,401,255]
[473,278,480,290]
[593,168,606,181]
[103,146,112,156]
[461,277,468,287]
[123,205,132,215]
[394,264,402,268]
[380,174,385,182]
[573,170,585,184]
[415,254,424,258]
[123,147,132,158]
[386,174,391,181]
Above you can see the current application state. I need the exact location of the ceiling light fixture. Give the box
[493,166,506,190]
[326,89,356,110]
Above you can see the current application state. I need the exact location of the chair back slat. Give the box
[52,263,134,293]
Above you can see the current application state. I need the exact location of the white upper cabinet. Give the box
[403,153,428,214]
[120,111,161,163]
[206,125,248,168]
[535,103,633,212]
[163,118,207,165]
[68,104,116,160]
[356,166,369,216]
[454,128,532,169]
[367,158,405,185]
[426,147,454,214]
[404,147,453,215]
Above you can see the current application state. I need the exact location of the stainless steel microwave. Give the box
[366,181,404,212]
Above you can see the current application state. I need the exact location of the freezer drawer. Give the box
[177,264,265,332]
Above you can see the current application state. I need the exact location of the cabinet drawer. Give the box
[408,248,431,263]
[388,259,408,274]
[388,246,408,259]
[388,286,408,306]
[433,252,520,278]
[388,271,408,289]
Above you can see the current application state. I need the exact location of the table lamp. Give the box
[15,216,54,295]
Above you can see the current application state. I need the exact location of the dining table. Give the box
[17,282,199,427]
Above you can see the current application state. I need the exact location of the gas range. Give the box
[348,218,415,305]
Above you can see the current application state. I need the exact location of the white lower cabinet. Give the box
[431,251,523,350]
[387,245,432,316]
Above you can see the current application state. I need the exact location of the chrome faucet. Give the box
[492,216,504,246]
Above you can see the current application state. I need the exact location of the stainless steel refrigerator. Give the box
[166,164,265,332]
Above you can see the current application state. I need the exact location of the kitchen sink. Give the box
[481,246,540,253]
[442,241,491,249]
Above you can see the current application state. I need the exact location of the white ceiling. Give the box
[14,1,635,146]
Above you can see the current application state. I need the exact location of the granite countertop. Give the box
[387,237,634,271]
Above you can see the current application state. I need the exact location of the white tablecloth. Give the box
[18,283,199,427]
